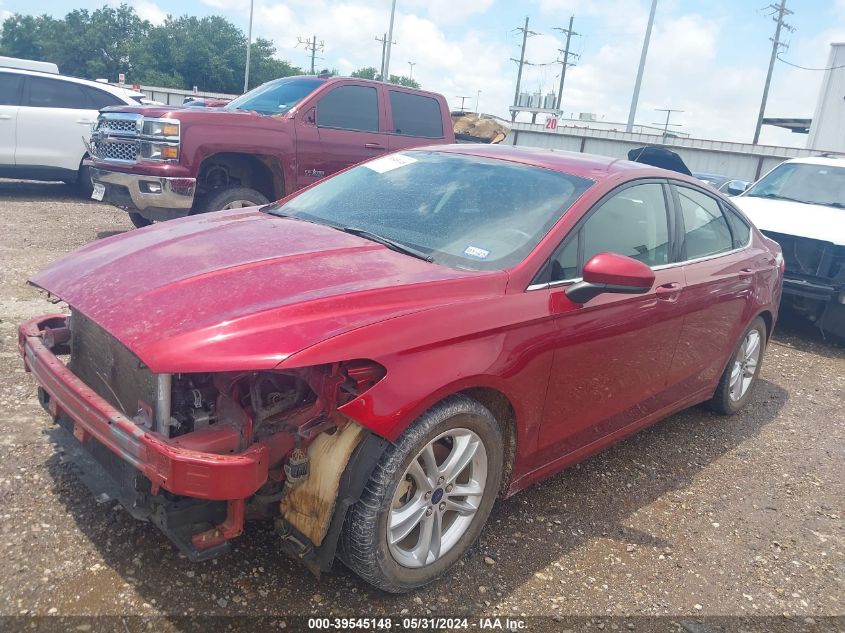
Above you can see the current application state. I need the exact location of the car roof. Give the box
[416,144,688,182]
[0,66,142,101]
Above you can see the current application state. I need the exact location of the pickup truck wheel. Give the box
[708,316,767,415]
[198,186,269,213]
[340,395,503,593]
[75,164,94,197]
[128,212,152,229]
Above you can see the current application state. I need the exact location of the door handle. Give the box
[655,282,682,302]
[0,115,11,120]
[364,143,385,149]
[738,268,754,280]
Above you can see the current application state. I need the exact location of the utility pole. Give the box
[653,108,683,140]
[297,35,324,74]
[511,16,539,121]
[375,33,396,80]
[627,0,658,132]
[476,89,481,113]
[753,0,793,144]
[383,0,397,80]
[553,16,579,110]
[457,95,471,111]
[407,61,416,80]
[243,0,254,92]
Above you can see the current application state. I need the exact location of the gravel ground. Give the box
[0,180,842,630]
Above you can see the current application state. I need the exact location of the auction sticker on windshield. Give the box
[363,153,417,174]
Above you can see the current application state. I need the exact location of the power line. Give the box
[296,35,325,74]
[776,54,845,71]
[752,0,794,144]
[553,16,580,110]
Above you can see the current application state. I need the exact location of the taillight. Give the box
[775,251,785,274]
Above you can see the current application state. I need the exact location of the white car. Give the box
[732,156,845,339]
[0,65,147,193]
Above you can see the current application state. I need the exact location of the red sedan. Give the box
[20,145,783,592]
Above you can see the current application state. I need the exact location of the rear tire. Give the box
[708,316,767,415]
[340,395,503,593]
[128,212,152,229]
[196,186,269,213]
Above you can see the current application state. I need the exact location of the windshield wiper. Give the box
[335,227,433,263]
[749,192,808,204]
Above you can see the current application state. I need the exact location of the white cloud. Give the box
[0,1,12,23]
[105,0,168,25]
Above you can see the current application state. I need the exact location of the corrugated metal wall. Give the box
[506,123,840,182]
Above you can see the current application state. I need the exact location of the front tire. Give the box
[341,395,503,593]
[128,212,152,228]
[196,185,269,213]
[708,316,767,415]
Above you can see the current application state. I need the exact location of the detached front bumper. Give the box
[19,314,269,559]
[90,167,195,221]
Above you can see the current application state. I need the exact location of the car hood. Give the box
[31,209,505,373]
[733,195,845,246]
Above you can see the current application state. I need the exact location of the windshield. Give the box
[264,151,593,271]
[225,77,322,115]
[745,162,845,208]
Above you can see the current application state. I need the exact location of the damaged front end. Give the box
[19,309,388,571]
[763,231,845,339]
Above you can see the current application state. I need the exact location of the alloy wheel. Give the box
[729,329,761,401]
[388,428,487,568]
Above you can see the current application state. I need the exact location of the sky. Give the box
[2,0,843,148]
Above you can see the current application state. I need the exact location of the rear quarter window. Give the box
[722,203,751,248]
[389,90,444,138]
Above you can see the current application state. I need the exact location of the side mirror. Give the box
[565,252,656,304]
[724,180,749,196]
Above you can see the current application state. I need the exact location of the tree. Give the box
[351,66,379,80]
[351,67,420,88]
[0,3,303,93]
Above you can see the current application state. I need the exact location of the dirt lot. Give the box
[0,181,842,630]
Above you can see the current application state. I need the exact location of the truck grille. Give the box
[89,113,142,164]
[91,140,139,162]
[68,310,157,417]
[763,231,845,286]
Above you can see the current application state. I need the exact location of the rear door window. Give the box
[675,185,734,259]
[316,85,379,132]
[0,72,24,105]
[27,77,88,109]
[389,90,443,137]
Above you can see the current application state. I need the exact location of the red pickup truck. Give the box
[88,75,455,227]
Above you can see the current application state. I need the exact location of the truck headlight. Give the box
[140,141,179,161]
[142,119,180,137]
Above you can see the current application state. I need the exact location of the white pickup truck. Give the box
[732,156,845,339]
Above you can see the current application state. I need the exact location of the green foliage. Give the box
[0,3,303,93]
[351,66,379,80]
[351,67,421,88]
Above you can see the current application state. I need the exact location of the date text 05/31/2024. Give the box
[307,617,528,630]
